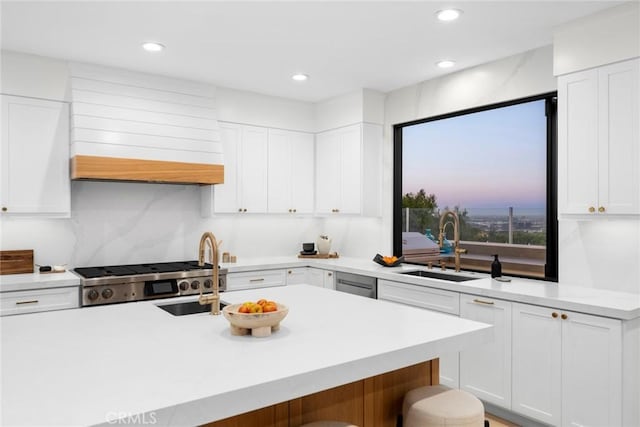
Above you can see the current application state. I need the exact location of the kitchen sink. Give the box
[157,300,228,316]
[398,270,479,282]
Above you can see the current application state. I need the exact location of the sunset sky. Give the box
[402,99,546,212]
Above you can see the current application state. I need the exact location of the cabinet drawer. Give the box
[0,286,80,316]
[226,269,287,291]
[377,279,459,315]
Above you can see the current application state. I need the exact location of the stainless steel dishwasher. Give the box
[335,272,377,299]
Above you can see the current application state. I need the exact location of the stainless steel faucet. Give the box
[198,231,221,315]
[438,210,468,272]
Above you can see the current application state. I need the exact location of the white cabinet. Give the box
[1,95,70,216]
[315,123,382,216]
[226,269,286,291]
[512,302,622,427]
[377,279,460,388]
[202,123,268,214]
[306,268,335,289]
[267,129,314,214]
[558,58,639,216]
[0,287,79,316]
[459,294,512,409]
[285,267,308,285]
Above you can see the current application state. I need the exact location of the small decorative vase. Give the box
[424,228,437,243]
[317,235,332,255]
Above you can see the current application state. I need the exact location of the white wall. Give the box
[554,2,640,76]
[0,50,384,268]
[383,41,640,294]
[381,45,557,262]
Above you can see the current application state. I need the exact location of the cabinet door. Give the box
[323,270,335,289]
[239,125,268,213]
[598,59,639,215]
[268,130,314,214]
[289,132,315,214]
[212,123,240,213]
[285,268,308,285]
[338,125,362,214]
[315,130,342,214]
[267,129,292,213]
[1,95,70,215]
[512,303,562,426]
[562,311,622,427]
[306,268,326,288]
[558,69,599,215]
[459,294,512,409]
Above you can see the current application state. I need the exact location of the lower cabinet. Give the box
[284,268,308,285]
[306,268,335,289]
[0,287,79,316]
[459,294,512,409]
[377,279,460,388]
[226,270,287,291]
[512,302,622,427]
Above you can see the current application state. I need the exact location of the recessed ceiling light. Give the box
[142,42,165,52]
[292,73,309,82]
[436,9,462,22]
[437,60,456,68]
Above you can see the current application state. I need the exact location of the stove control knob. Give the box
[101,288,114,299]
[87,289,99,301]
[179,281,189,291]
[204,279,213,289]
[191,280,200,290]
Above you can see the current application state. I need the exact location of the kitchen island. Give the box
[1,285,491,427]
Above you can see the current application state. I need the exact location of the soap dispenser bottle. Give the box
[491,254,502,278]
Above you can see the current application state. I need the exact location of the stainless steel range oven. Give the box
[73,261,227,307]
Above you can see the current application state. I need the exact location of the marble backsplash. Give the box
[0,181,386,268]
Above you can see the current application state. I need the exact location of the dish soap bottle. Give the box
[491,254,502,278]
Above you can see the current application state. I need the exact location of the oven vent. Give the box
[69,63,223,185]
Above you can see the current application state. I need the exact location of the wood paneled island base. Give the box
[205,360,438,427]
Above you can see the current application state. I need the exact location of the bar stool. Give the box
[300,422,358,427]
[402,384,485,427]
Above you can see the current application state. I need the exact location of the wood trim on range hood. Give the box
[71,155,224,185]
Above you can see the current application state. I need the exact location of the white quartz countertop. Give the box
[0,270,80,292]
[0,285,492,427]
[222,256,640,320]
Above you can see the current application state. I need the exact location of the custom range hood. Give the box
[69,63,224,185]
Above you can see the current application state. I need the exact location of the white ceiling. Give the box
[0,1,625,103]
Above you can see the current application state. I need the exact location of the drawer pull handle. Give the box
[473,299,494,305]
[16,300,39,305]
[249,278,265,283]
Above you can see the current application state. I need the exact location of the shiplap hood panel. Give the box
[69,63,223,184]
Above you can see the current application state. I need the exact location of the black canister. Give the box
[491,254,502,278]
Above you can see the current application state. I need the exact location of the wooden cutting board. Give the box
[0,250,34,275]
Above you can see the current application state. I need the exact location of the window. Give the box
[393,93,557,281]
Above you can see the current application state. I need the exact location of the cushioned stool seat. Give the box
[402,385,484,427]
[300,422,358,427]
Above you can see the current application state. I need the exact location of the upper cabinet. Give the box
[202,123,268,214]
[315,123,382,216]
[558,58,639,217]
[267,129,314,214]
[1,95,70,217]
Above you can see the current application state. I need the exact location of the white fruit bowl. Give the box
[222,303,289,337]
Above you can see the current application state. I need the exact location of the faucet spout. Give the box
[198,231,221,315]
[438,210,467,272]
